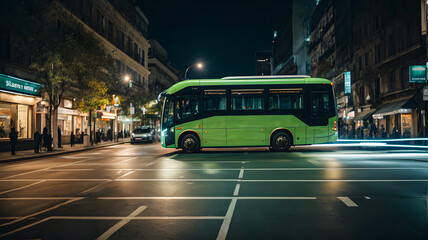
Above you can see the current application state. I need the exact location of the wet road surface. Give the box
[0,143,428,239]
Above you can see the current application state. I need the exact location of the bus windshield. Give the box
[162,96,174,130]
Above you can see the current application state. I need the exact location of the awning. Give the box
[372,98,412,119]
[354,108,377,121]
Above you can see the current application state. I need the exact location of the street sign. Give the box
[344,71,351,95]
[409,65,426,83]
[423,86,428,101]
[130,107,135,115]
[0,73,41,96]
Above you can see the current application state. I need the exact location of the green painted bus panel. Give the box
[175,120,203,146]
[227,128,266,146]
[226,116,266,147]
[312,126,329,144]
[202,116,227,147]
[166,78,332,95]
[203,116,226,128]
[170,114,337,148]
[227,116,266,128]
[202,129,226,147]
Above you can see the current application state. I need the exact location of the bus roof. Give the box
[165,76,332,95]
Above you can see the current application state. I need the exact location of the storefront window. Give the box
[401,113,412,137]
[58,114,72,135]
[0,103,32,139]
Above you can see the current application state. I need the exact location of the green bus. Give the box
[159,75,337,153]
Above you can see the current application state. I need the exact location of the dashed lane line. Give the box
[233,184,241,196]
[0,180,46,195]
[96,206,147,240]
[97,196,317,200]
[216,198,237,240]
[338,197,358,207]
[0,217,51,238]
[0,198,83,227]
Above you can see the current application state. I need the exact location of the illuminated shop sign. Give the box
[344,71,351,95]
[409,65,426,83]
[0,74,41,96]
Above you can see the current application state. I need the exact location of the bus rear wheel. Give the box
[272,132,292,152]
[181,134,200,153]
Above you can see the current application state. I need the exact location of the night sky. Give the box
[141,0,289,79]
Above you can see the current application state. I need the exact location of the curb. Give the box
[0,141,130,163]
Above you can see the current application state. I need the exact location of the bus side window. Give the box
[176,95,199,121]
[203,89,227,111]
[231,89,265,110]
[269,88,304,110]
[311,91,331,119]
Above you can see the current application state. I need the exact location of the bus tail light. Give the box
[333,121,337,131]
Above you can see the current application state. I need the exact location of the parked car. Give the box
[131,127,154,143]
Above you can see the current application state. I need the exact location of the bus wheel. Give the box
[181,134,200,153]
[272,132,292,152]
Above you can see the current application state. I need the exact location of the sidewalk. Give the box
[0,138,130,163]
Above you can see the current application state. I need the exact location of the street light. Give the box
[184,62,203,80]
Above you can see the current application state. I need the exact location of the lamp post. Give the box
[184,63,203,80]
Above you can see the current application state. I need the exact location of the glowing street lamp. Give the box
[184,62,203,80]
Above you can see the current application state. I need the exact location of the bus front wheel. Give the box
[272,132,292,152]
[181,134,200,153]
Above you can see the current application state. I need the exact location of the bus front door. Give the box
[309,91,330,144]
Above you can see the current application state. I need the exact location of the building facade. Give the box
[148,40,179,95]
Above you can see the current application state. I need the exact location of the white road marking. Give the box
[3,178,428,183]
[2,158,94,179]
[59,156,88,159]
[96,206,147,240]
[233,184,241,196]
[144,162,157,167]
[98,196,317,200]
[338,197,358,207]
[116,171,136,179]
[0,217,51,238]
[238,169,244,179]
[115,179,239,182]
[80,180,113,194]
[0,179,111,182]
[308,160,320,166]
[365,196,371,199]
[0,180,46,195]
[242,179,428,182]
[45,169,95,171]
[0,198,83,227]
[101,167,428,171]
[119,157,137,163]
[51,216,224,220]
[216,198,237,240]
[0,197,83,200]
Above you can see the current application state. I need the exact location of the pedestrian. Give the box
[43,127,52,151]
[381,125,387,139]
[34,130,41,153]
[9,127,18,155]
[58,127,62,148]
[70,132,75,147]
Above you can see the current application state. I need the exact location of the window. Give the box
[269,89,303,110]
[231,89,264,110]
[388,70,396,91]
[176,95,199,120]
[359,56,362,70]
[204,89,227,111]
[375,44,381,64]
[162,97,174,128]
[400,67,407,89]
[312,91,333,119]
[364,52,368,67]
[388,34,396,56]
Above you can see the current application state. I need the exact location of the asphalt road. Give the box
[0,143,428,239]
